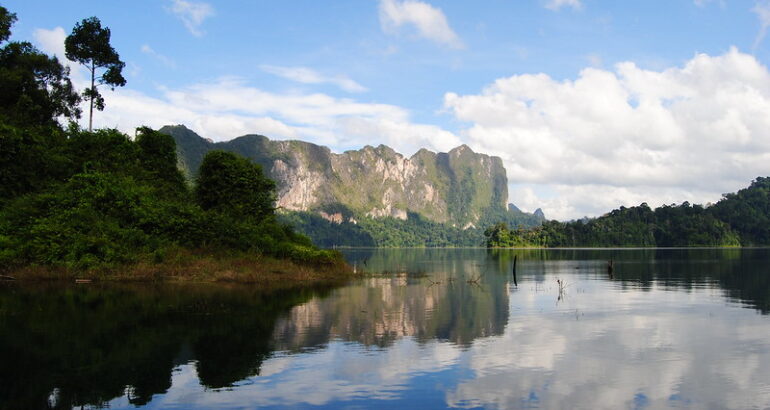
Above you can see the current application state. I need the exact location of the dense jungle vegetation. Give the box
[280,206,544,248]
[0,6,345,279]
[485,177,770,248]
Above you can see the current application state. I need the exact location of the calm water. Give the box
[3,248,770,409]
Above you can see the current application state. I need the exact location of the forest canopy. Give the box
[0,6,343,275]
[484,180,770,248]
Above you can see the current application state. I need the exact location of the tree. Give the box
[0,6,80,126]
[135,126,187,195]
[195,151,276,221]
[0,6,16,43]
[65,17,125,131]
[0,42,81,126]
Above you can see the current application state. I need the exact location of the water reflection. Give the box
[276,249,510,350]
[2,248,770,409]
[0,283,332,409]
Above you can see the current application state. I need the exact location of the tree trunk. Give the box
[89,61,95,132]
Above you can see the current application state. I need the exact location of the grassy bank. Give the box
[2,248,356,288]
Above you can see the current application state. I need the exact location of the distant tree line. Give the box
[484,179,770,248]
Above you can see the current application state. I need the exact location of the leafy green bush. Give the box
[195,150,276,221]
[1,172,156,268]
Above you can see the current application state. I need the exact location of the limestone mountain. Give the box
[163,125,513,227]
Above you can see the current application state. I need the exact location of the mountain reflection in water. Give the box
[2,248,770,409]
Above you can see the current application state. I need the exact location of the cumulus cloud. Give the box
[32,26,86,83]
[544,0,583,11]
[84,76,459,158]
[32,25,455,156]
[379,0,464,49]
[260,65,367,93]
[32,26,67,60]
[167,0,214,37]
[445,47,770,220]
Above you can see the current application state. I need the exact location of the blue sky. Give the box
[5,0,770,219]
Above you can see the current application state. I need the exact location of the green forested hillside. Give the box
[485,179,770,248]
[709,177,770,245]
[279,204,545,248]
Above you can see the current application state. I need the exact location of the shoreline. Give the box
[2,251,357,289]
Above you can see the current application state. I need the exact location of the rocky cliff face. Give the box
[163,125,508,225]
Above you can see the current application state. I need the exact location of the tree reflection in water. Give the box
[0,283,332,409]
[2,248,770,409]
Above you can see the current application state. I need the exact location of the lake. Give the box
[2,248,770,409]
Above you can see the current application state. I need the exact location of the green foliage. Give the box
[0,39,80,126]
[653,202,739,246]
[65,127,139,174]
[65,16,125,130]
[195,150,276,221]
[278,211,376,248]
[710,177,770,245]
[486,198,746,248]
[1,171,157,268]
[0,6,16,43]
[0,123,70,203]
[277,202,545,248]
[484,223,549,248]
[135,126,187,195]
[357,213,485,247]
[0,124,341,270]
[0,8,341,272]
[280,210,488,247]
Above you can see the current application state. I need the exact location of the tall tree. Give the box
[0,6,16,43]
[1,5,81,126]
[65,17,125,131]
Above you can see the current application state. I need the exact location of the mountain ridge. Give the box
[162,124,535,227]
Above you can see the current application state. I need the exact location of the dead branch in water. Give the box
[512,255,518,287]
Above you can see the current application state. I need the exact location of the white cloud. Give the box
[32,26,85,83]
[32,26,67,60]
[379,0,464,49]
[28,27,442,154]
[141,44,176,68]
[29,27,450,155]
[87,76,458,158]
[753,1,770,50]
[445,47,770,220]
[544,0,583,11]
[260,65,367,93]
[167,0,214,37]
[337,116,462,155]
